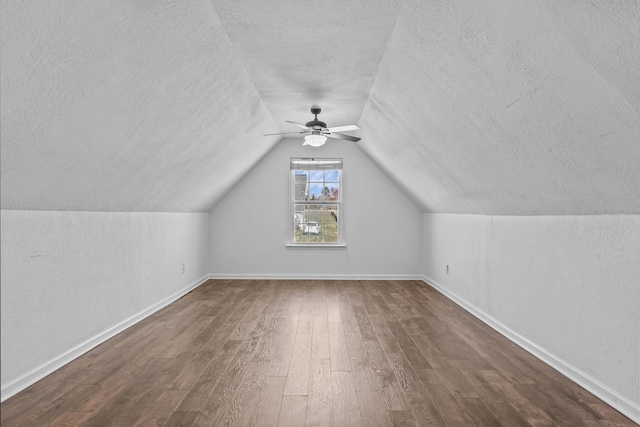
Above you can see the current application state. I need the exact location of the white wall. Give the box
[209,139,423,278]
[0,210,210,400]
[422,213,640,422]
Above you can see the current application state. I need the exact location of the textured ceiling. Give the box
[1,0,279,212]
[359,0,640,214]
[2,0,639,214]
[210,0,403,129]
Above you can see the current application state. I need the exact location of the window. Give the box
[290,158,342,245]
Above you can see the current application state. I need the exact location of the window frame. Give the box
[288,157,344,247]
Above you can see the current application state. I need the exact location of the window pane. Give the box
[322,223,338,243]
[294,226,308,243]
[294,170,308,180]
[293,204,308,243]
[294,172,308,201]
[306,205,319,221]
[325,170,339,182]
[324,183,339,201]
[321,205,339,243]
[294,205,320,242]
[308,183,324,201]
[293,207,304,229]
[310,170,324,182]
[322,206,336,223]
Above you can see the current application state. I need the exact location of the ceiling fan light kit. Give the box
[303,134,328,147]
[264,106,361,146]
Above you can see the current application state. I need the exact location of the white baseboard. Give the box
[422,275,640,425]
[208,274,423,281]
[0,274,210,403]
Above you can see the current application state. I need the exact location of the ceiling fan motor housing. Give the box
[305,119,327,129]
[306,106,326,129]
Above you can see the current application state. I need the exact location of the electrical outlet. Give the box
[182,263,185,274]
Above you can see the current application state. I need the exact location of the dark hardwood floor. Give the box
[1,279,635,426]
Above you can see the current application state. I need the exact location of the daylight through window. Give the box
[290,158,342,245]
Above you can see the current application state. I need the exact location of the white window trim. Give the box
[289,157,344,246]
[286,243,347,248]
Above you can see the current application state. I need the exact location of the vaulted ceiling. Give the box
[2,0,639,214]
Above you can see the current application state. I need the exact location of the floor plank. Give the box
[278,395,308,427]
[332,371,362,426]
[311,315,330,359]
[328,320,351,372]
[344,328,379,391]
[284,333,312,395]
[357,389,395,426]
[307,358,333,427]
[252,376,286,426]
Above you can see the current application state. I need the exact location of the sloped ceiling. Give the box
[360,0,640,214]
[1,0,280,212]
[2,0,639,214]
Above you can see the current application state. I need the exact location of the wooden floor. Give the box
[1,280,634,426]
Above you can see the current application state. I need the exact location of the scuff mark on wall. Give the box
[506,86,539,108]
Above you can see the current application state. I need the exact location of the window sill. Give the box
[286,243,347,249]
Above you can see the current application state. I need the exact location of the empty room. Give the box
[1,0,639,426]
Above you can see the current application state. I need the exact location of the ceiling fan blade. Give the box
[325,132,361,142]
[286,121,311,131]
[325,124,360,133]
[263,131,309,136]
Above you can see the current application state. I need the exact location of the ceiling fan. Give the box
[264,106,361,146]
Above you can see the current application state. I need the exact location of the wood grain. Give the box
[253,376,286,427]
[328,320,351,372]
[307,358,333,426]
[278,395,307,426]
[311,315,330,359]
[332,371,362,426]
[1,279,635,426]
[284,333,312,395]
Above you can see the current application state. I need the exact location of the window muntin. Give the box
[291,158,342,245]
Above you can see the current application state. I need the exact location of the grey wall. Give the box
[0,210,210,400]
[422,213,640,422]
[209,139,423,278]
